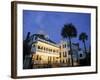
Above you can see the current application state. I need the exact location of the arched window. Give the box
[44,47,45,50]
[65,51,67,57]
[32,44,35,47]
[51,49,52,52]
[80,54,82,57]
[59,45,61,49]
[53,50,55,53]
[40,46,43,50]
[39,56,41,60]
[65,44,66,48]
[49,49,51,52]
[63,60,64,63]
[59,52,61,57]
[50,49,52,52]
[63,52,65,57]
[46,48,48,51]
[36,55,39,60]
[63,45,65,48]
[56,50,58,53]
[38,46,40,49]
[34,36,37,40]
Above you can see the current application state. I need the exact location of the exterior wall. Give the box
[31,40,60,65]
[29,35,71,66]
[59,40,70,66]
[78,50,86,60]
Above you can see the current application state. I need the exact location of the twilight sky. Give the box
[23,10,91,49]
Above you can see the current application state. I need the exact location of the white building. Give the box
[28,33,71,67]
[24,33,86,68]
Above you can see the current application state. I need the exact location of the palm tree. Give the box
[79,32,88,54]
[79,32,88,65]
[61,23,77,66]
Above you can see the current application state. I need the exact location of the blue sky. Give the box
[23,10,91,49]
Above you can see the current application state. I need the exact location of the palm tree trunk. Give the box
[83,41,87,54]
[83,41,88,64]
[69,37,74,66]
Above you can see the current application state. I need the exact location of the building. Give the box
[30,34,60,66]
[23,32,84,68]
[23,32,71,68]
[59,40,71,66]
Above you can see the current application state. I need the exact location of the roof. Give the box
[30,34,57,44]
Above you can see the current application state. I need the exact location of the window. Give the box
[68,51,71,55]
[32,44,35,47]
[50,57,52,61]
[34,36,37,40]
[62,44,66,48]
[39,56,41,60]
[65,51,67,57]
[63,52,65,57]
[40,46,43,50]
[80,54,82,57]
[68,58,71,64]
[51,49,52,52]
[53,50,55,52]
[48,57,49,62]
[63,60,64,63]
[46,48,48,51]
[56,50,58,53]
[38,46,40,49]
[44,47,45,50]
[53,57,55,62]
[50,49,52,52]
[63,45,65,48]
[59,45,61,49]
[65,44,66,48]
[49,49,51,52]
[59,52,61,57]
[36,55,39,60]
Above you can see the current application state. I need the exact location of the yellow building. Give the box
[29,34,71,67]
[59,40,71,66]
[30,34,60,65]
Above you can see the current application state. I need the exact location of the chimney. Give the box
[26,32,30,41]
